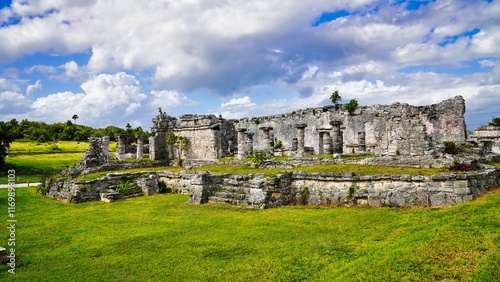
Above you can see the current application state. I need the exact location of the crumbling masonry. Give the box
[142,96,467,162]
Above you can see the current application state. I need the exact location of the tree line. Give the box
[0,119,151,169]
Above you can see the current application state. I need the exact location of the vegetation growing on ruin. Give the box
[191,163,444,177]
[1,187,498,281]
[330,90,342,105]
[344,99,359,115]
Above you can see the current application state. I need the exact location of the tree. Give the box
[344,99,359,115]
[72,114,79,124]
[0,122,15,169]
[488,117,500,127]
[330,90,342,105]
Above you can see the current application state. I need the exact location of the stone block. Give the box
[368,195,383,207]
[454,188,471,195]
[411,175,425,182]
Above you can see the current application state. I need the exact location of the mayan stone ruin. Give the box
[138,95,468,162]
[39,95,500,208]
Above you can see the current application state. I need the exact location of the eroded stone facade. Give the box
[469,126,500,154]
[40,168,500,208]
[145,96,467,162]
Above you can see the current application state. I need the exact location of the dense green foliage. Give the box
[488,117,500,126]
[0,188,498,281]
[344,99,359,115]
[2,118,149,143]
[248,150,270,164]
[330,90,342,105]
[0,121,15,169]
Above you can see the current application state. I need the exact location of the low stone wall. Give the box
[40,168,500,208]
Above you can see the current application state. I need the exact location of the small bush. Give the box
[449,162,473,172]
[158,180,171,193]
[274,139,283,149]
[444,142,459,155]
[344,99,359,115]
[299,187,310,205]
[117,180,141,195]
[248,151,269,164]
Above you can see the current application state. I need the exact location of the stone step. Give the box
[208,196,239,205]
[214,192,246,201]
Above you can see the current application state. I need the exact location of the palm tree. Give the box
[72,114,79,124]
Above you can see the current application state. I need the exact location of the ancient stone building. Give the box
[145,96,467,162]
[469,126,500,154]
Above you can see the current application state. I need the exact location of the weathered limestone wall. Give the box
[237,106,336,155]
[236,96,466,157]
[149,114,177,160]
[469,126,500,154]
[200,168,499,208]
[41,172,161,203]
[41,167,499,208]
[174,114,235,160]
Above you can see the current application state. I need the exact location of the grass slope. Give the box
[0,188,498,281]
[0,153,82,184]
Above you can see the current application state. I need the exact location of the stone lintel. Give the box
[174,124,220,131]
[237,128,247,132]
[259,126,273,131]
[330,120,343,126]
[317,128,332,133]
[294,123,307,129]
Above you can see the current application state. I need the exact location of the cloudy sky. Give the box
[0,0,499,130]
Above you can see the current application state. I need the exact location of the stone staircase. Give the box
[208,175,267,208]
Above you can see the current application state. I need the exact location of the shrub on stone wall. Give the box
[444,141,459,154]
[274,139,283,149]
[344,99,359,115]
[117,180,141,195]
[448,162,473,171]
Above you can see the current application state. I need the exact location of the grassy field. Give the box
[7,140,117,154]
[1,140,116,184]
[0,153,82,184]
[0,188,498,281]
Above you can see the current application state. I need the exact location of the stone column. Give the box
[358,132,366,154]
[295,124,307,157]
[228,140,234,156]
[323,132,332,154]
[318,132,325,155]
[259,127,274,156]
[102,136,110,160]
[117,134,127,161]
[237,128,247,159]
[330,121,343,157]
[136,135,144,160]
[246,133,254,156]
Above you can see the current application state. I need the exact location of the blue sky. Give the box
[0,0,499,130]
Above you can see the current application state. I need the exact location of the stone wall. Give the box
[200,168,499,208]
[236,96,467,157]
[469,126,500,154]
[41,168,500,208]
[174,114,234,160]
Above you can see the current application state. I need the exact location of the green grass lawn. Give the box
[0,153,82,184]
[7,140,117,154]
[0,188,498,281]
